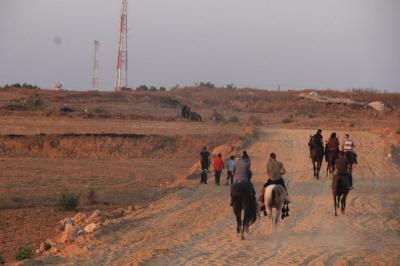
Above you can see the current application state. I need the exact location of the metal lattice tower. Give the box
[115,0,128,91]
[92,40,100,90]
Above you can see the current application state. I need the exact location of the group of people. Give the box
[199,146,289,215]
[309,129,358,189]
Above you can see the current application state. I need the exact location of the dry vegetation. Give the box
[0,85,399,263]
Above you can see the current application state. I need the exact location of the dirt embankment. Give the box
[0,133,246,159]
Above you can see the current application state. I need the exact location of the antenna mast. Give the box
[92,40,100,90]
[115,0,128,91]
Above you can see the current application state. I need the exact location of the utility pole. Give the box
[92,40,100,90]
[115,0,128,91]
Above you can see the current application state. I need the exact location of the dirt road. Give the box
[40,128,400,265]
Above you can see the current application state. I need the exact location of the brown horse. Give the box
[332,174,349,216]
[326,150,339,178]
[309,136,324,180]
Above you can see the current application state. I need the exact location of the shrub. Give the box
[249,115,263,125]
[227,116,239,123]
[27,95,44,110]
[58,191,79,211]
[15,246,32,261]
[159,87,166,91]
[282,115,294,123]
[210,110,224,123]
[199,82,215,88]
[136,85,148,91]
[226,84,236,90]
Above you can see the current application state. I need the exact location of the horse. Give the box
[332,174,349,216]
[326,150,339,178]
[264,184,288,231]
[231,182,258,240]
[309,136,324,180]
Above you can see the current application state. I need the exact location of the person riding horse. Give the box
[335,151,353,190]
[325,132,340,162]
[230,151,258,240]
[342,134,358,166]
[259,153,289,215]
[309,129,324,153]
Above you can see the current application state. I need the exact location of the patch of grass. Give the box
[282,114,294,123]
[58,191,79,211]
[15,246,32,261]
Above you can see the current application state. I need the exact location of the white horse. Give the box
[264,184,289,231]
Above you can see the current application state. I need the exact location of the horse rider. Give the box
[259,152,289,215]
[230,151,255,205]
[200,146,210,184]
[335,151,353,190]
[325,132,340,162]
[309,129,324,153]
[342,134,358,165]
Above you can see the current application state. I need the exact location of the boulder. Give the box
[84,223,100,234]
[108,208,125,219]
[0,255,5,265]
[124,205,135,215]
[39,242,51,252]
[60,223,79,243]
[86,210,104,224]
[72,212,87,227]
[367,101,388,112]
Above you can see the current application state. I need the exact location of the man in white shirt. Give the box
[226,155,235,185]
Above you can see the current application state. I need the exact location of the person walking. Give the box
[200,146,210,184]
[213,153,224,185]
[226,155,235,185]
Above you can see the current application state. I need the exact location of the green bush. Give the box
[58,191,79,211]
[15,246,32,261]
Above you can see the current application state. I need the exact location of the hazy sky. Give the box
[0,0,399,91]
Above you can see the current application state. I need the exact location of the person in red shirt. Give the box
[213,153,225,185]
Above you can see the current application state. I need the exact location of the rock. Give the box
[124,205,135,215]
[72,212,87,227]
[108,208,125,219]
[60,223,79,243]
[50,247,58,255]
[86,210,104,224]
[367,101,388,112]
[39,242,51,252]
[84,223,100,234]
[0,255,5,264]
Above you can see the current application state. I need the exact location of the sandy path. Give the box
[43,128,400,265]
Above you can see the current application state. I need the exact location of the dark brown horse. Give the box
[231,182,258,240]
[332,174,349,216]
[309,136,324,180]
[326,150,339,178]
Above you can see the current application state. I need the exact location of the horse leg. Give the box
[312,160,316,178]
[269,207,273,231]
[241,223,245,240]
[233,201,242,234]
[317,160,322,180]
[341,193,348,214]
[333,194,338,216]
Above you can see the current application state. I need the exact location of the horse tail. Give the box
[271,189,276,207]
